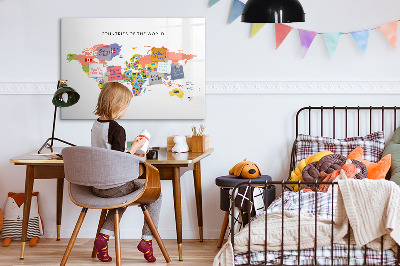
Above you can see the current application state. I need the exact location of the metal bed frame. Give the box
[230,106,400,266]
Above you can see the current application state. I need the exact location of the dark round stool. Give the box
[215,175,275,248]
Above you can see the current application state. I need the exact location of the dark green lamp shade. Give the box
[241,0,305,23]
[52,85,80,107]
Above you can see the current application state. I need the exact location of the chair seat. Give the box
[69,180,145,208]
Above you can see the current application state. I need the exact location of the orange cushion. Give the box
[347,146,391,180]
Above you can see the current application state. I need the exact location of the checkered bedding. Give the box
[234,191,397,265]
[294,131,385,166]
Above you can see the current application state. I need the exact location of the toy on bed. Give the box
[289,150,333,191]
[1,192,44,247]
[301,154,368,191]
[348,146,391,180]
[229,159,261,179]
[317,159,360,192]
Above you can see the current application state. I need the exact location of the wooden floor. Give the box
[0,239,221,265]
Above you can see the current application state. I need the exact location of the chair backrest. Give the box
[62,146,145,187]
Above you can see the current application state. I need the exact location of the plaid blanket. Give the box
[234,191,397,265]
[234,244,397,265]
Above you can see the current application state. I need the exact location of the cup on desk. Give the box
[146,150,158,160]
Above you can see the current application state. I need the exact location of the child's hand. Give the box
[129,137,147,155]
[134,149,149,157]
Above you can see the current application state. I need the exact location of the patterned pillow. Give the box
[294,131,385,166]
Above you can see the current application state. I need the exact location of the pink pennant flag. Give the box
[275,24,293,49]
[298,29,318,58]
[378,21,398,50]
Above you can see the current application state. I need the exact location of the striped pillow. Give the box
[294,131,385,166]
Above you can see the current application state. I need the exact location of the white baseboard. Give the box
[1,81,400,94]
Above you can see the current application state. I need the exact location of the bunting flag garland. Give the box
[207,3,400,58]
[251,23,266,38]
[378,21,398,50]
[275,23,293,49]
[229,0,245,24]
[209,0,220,7]
[323,33,341,58]
[298,30,317,58]
[351,29,370,55]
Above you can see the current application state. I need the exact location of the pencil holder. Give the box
[191,135,209,153]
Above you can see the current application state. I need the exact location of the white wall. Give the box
[1,0,400,239]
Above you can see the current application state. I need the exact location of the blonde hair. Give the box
[95,82,133,120]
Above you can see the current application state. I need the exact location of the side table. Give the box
[215,175,275,248]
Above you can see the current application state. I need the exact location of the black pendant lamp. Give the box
[242,0,305,23]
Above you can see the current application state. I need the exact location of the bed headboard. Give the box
[290,106,400,179]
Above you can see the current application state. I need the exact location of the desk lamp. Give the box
[38,80,80,154]
[241,0,305,23]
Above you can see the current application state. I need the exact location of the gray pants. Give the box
[92,180,162,240]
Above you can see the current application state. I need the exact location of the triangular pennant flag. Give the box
[275,23,293,49]
[209,0,220,7]
[298,29,317,58]
[229,0,245,24]
[378,21,398,50]
[323,33,341,58]
[251,23,266,38]
[351,29,370,55]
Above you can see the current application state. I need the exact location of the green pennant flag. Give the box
[209,0,220,7]
[323,33,341,58]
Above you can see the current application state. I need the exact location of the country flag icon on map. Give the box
[111,48,116,54]
[85,58,93,62]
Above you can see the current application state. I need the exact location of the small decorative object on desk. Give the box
[146,149,158,160]
[191,124,209,152]
[167,136,192,151]
[172,135,189,153]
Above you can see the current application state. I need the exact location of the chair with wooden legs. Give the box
[60,146,171,265]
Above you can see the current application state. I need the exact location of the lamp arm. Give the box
[50,105,57,148]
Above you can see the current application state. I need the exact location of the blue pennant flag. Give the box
[229,0,245,23]
[351,29,371,55]
[323,33,341,58]
[209,0,221,7]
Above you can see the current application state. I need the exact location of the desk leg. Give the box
[172,167,183,261]
[20,165,34,259]
[56,178,64,241]
[193,161,203,242]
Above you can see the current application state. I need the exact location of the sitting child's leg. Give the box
[92,181,135,262]
[137,192,162,262]
[94,207,126,262]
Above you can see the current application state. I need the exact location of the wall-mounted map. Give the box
[61,18,205,119]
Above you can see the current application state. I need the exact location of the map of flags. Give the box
[208,1,399,58]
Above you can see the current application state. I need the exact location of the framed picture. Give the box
[61,18,205,119]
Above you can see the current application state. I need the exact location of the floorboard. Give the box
[0,239,222,265]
